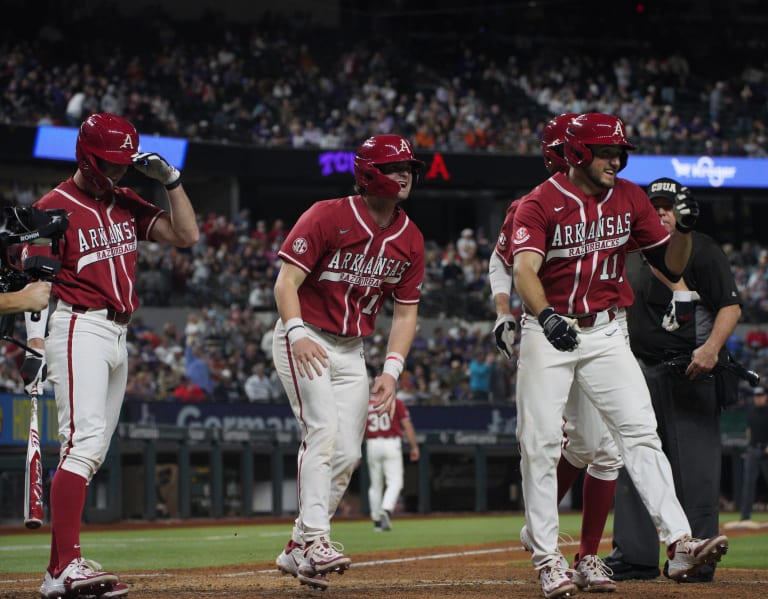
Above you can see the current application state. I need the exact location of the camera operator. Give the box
[0,281,50,314]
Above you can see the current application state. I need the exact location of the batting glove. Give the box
[661,290,700,332]
[673,186,699,233]
[131,152,181,190]
[20,350,46,395]
[538,307,579,351]
[493,314,516,359]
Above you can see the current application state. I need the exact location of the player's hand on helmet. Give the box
[673,186,699,233]
[493,314,517,359]
[20,350,46,395]
[661,289,700,332]
[131,152,181,189]
[538,307,579,351]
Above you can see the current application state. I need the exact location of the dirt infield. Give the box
[3,532,767,598]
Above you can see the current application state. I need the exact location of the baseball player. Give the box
[23,113,199,599]
[606,178,742,582]
[511,113,728,599]
[490,113,622,592]
[365,395,419,531]
[273,134,425,591]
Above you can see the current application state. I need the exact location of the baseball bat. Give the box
[24,393,43,529]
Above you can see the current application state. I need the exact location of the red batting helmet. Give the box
[564,113,635,172]
[76,113,139,195]
[541,113,579,174]
[354,135,425,198]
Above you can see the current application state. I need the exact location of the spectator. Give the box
[244,362,273,402]
[184,342,213,397]
[173,376,208,403]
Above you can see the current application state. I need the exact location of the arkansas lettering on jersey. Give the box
[512,172,668,315]
[35,178,164,313]
[278,195,425,337]
[366,397,410,439]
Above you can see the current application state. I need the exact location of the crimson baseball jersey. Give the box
[366,397,411,439]
[512,172,666,314]
[34,177,164,313]
[278,195,424,337]
[495,194,635,309]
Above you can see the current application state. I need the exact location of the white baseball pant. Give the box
[272,320,369,544]
[366,437,404,521]
[516,311,691,568]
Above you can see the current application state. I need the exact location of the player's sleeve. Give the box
[627,183,669,252]
[494,200,519,267]
[393,229,425,304]
[394,399,410,421]
[122,188,165,241]
[511,197,548,257]
[277,203,328,273]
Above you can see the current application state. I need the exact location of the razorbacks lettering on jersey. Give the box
[366,397,410,439]
[34,178,164,312]
[278,195,424,337]
[512,172,667,315]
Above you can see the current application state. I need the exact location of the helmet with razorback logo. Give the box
[353,135,425,198]
[542,113,579,174]
[564,113,635,172]
[76,113,138,195]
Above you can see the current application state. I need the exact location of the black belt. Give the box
[524,306,617,328]
[71,304,132,325]
[566,306,617,328]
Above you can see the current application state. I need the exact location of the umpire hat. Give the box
[647,177,681,202]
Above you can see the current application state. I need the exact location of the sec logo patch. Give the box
[292,238,308,254]
[513,227,530,244]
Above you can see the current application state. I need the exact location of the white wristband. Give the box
[383,352,405,380]
[285,317,307,344]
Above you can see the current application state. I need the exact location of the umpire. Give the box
[606,178,742,582]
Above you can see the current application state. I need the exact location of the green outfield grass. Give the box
[1,512,766,574]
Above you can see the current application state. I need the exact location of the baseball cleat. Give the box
[40,559,119,599]
[276,539,304,577]
[520,525,533,552]
[380,510,392,531]
[297,571,330,591]
[571,554,616,592]
[298,536,352,576]
[80,582,130,598]
[666,534,728,581]
[539,555,579,598]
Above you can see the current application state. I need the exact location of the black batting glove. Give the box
[538,307,579,351]
[493,314,516,359]
[20,350,47,395]
[673,186,699,233]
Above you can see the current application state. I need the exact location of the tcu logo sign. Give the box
[318,151,451,181]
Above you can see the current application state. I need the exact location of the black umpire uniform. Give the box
[740,386,768,521]
[607,179,742,582]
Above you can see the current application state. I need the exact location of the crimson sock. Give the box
[556,457,583,504]
[579,474,617,559]
[49,468,88,576]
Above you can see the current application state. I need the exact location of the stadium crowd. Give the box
[0,5,766,405]
[0,204,764,409]
[0,7,766,157]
